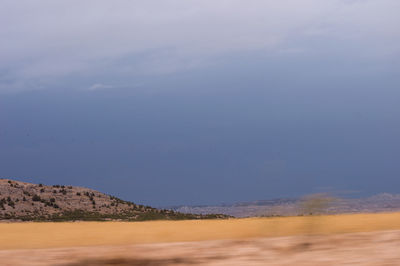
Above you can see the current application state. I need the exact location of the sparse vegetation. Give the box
[7,200,15,208]
[0,198,6,210]
[32,195,41,202]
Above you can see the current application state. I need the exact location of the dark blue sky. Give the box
[2,54,400,206]
[1,1,400,206]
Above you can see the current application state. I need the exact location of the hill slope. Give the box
[0,179,226,221]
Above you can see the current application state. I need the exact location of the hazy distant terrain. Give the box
[172,194,400,217]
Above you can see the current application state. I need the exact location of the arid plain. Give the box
[1,212,400,265]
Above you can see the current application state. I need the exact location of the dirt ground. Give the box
[1,230,400,265]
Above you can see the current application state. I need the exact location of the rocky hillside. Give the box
[0,179,227,221]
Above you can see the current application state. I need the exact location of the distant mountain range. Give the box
[0,179,228,221]
[171,193,400,217]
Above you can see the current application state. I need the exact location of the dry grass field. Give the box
[1,212,400,265]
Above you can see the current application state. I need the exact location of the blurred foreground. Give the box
[1,212,400,265]
[1,230,400,265]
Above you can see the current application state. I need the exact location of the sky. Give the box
[1,0,400,206]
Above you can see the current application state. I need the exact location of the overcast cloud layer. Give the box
[1,0,399,92]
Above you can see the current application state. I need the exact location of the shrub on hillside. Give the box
[32,195,41,202]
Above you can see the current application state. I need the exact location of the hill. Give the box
[0,179,227,221]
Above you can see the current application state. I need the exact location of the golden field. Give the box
[1,212,400,250]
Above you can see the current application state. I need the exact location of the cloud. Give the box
[87,83,114,91]
[0,0,399,92]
